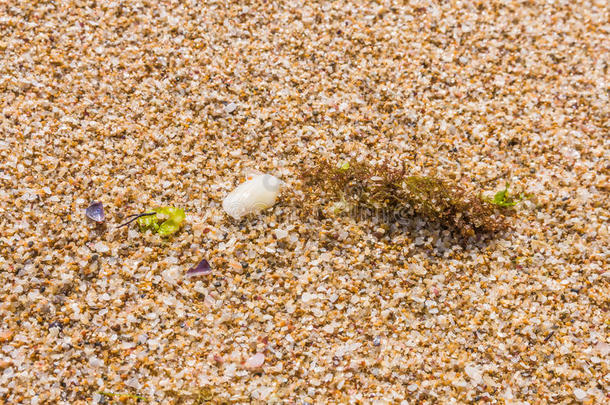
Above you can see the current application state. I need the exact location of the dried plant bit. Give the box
[186,259,212,277]
[301,159,507,237]
[85,202,105,223]
[117,212,156,228]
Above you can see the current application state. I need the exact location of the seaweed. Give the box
[300,159,512,238]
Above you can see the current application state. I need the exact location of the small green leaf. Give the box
[137,213,159,232]
[488,182,524,207]
[155,207,185,236]
[158,221,179,236]
[493,190,506,204]
[338,161,350,171]
[136,207,185,235]
[493,183,509,203]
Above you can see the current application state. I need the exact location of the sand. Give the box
[0,0,608,403]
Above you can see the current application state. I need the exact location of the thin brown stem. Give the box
[117,212,156,228]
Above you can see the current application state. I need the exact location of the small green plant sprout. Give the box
[98,391,148,402]
[488,182,525,207]
[118,207,185,236]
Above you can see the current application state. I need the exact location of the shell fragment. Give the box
[222,174,281,219]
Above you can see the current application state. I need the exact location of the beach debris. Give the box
[139,207,185,235]
[487,182,525,207]
[301,159,514,238]
[117,212,156,228]
[222,174,282,219]
[245,353,265,369]
[85,202,105,223]
[186,259,212,277]
[118,207,185,236]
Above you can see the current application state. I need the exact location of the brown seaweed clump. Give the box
[300,159,509,238]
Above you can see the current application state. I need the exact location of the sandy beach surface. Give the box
[1,1,608,403]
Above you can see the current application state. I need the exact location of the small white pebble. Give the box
[465,364,483,385]
[93,242,109,254]
[193,281,206,294]
[407,384,418,392]
[89,356,104,367]
[147,338,159,350]
[573,388,587,401]
[253,385,273,399]
[301,292,315,303]
[595,342,610,356]
[245,353,265,369]
[125,377,141,389]
[224,363,237,377]
[224,102,237,113]
[274,228,289,239]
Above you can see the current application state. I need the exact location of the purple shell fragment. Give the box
[85,202,105,223]
[186,259,212,277]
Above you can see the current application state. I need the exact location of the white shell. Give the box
[222,174,282,219]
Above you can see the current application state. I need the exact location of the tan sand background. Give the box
[0,0,608,403]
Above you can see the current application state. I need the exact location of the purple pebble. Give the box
[85,202,105,223]
[186,259,212,277]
